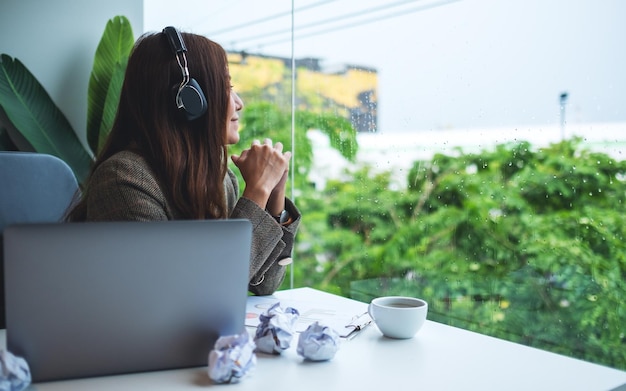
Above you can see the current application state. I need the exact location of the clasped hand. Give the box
[231,138,291,212]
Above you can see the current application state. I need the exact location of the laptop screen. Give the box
[4,219,252,382]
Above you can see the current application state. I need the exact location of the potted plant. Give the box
[0,15,135,185]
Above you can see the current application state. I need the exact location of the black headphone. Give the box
[162,26,208,121]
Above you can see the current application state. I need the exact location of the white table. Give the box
[5,287,626,391]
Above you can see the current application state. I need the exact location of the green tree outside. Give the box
[293,135,625,370]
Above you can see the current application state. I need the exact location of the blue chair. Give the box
[0,152,80,328]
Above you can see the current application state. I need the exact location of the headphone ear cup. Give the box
[179,78,208,121]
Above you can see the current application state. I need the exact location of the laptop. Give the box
[3,219,252,382]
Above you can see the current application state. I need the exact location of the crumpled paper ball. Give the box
[297,322,341,361]
[0,350,31,391]
[254,302,300,354]
[208,331,256,384]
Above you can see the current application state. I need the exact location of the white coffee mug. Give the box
[368,296,428,339]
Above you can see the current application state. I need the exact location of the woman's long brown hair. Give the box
[66,31,230,220]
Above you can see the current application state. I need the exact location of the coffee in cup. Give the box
[368,296,428,339]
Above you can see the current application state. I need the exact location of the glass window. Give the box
[146,0,626,370]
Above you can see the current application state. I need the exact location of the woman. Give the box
[66,27,300,295]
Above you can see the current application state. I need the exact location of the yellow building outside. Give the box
[228,52,378,133]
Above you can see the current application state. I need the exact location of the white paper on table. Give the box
[246,294,371,338]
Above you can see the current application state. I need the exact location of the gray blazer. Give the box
[80,150,300,295]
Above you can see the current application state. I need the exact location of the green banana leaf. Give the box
[0,54,93,183]
[87,15,134,155]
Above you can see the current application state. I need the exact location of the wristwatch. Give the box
[273,209,290,225]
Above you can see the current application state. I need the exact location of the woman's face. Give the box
[226,89,244,145]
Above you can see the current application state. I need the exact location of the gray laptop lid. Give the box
[3,219,252,382]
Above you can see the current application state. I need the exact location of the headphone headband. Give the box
[163,26,187,55]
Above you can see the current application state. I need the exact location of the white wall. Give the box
[0,0,144,149]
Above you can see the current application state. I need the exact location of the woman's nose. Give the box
[235,92,244,111]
